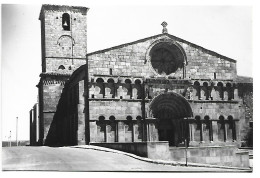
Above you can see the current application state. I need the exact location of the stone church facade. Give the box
[29,5,253,167]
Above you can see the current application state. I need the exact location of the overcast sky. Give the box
[1,2,254,141]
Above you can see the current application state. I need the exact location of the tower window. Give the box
[62,13,70,31]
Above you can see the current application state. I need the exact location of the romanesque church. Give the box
[29,4,253,168]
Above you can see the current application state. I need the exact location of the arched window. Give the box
[125,116,134,142]
[195,116,201,130]
[125,79,131,84]
[107,78,114,83]
[228,116,236,141]
[96,78,104,83]
[226,83,233,101]
[204,116,213,141]
[218,116,226,142]
[135,79,141,85]
[99,115,105,121]
[125,79,132,99]
[194,81,201,100]
[202,82,209,100]
[96,78,105,98]
[204,116,210,129]
[109,116,116,121]
[136,116,142,120]
[134,116,143,142]
[97,116,106,142]
[106,78,115,98]
[58,65,65,70]
[134,79,142,99]
[195,116,202,142]
[62,13,70,31]
[107,116,116,142]
[217,82,224,100]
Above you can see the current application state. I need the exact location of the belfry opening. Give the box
[150,93,193,146]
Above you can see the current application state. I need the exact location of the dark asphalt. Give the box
[2,146,249,172]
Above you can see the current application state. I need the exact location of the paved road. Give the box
[2,146,248,172]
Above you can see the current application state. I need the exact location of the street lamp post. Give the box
[184,118,189,166]
[16,117,18,146]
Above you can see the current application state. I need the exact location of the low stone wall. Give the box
[146,141,170,160]
[90,142,148,157]
[169,146,249,168]
[90,142,249,168]
[90,141,169,158]
[233,150,250,168]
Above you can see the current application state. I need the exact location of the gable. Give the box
[87,33,237,80]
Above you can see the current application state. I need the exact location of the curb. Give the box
[71,145,251,171]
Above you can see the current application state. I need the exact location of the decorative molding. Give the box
[145,37,187,78]
[145,37,187,64]
[42,80,66,86]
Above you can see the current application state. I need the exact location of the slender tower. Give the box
[37,5,88,145]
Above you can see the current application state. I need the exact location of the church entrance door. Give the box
[158,119,175,145]
[150,93,193,147]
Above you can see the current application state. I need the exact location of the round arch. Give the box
[149,92,193,119]
[149,92,193,146]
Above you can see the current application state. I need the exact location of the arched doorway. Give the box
[149,93,193,146]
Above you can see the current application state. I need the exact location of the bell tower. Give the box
[37,5,88,145]
[39,4,88,73]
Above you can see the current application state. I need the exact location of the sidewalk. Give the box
[72,145,252,171]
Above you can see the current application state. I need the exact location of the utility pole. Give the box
[16,117,18,146]
[9,131,12,147]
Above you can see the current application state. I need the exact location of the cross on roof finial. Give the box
[161,21,168,34]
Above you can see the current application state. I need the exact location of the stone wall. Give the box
[190,102,243,121]
[88,34,236,80]
[89,118,144,143]
[42,84,64,112]
[238,83,253,147]
[78,80,85,145]
[43,9,87,59]
[169,146,249,168]
[90,141,170,159]
[91,142,249,168]
[42,112,55,142]
[89,101,142,120]
[42,70,85,145]
[45,58,85,73]
[40,77,67,143]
